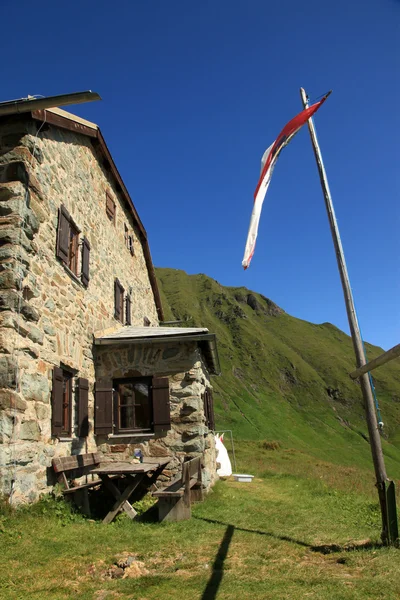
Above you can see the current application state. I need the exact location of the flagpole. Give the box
[299,87,391,544]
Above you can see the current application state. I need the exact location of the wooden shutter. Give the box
[208,390,215,431]
[106,191,115,224]
[152,377,171,434]
[114,279,121,320]
[129,235,134,256]
[94,380,113,435]
[126,295,132,325]
[81,237,90,287]
[51,367,64,436]
[77,377,89,437]
[205,389,215,431]
[56,205,70,264]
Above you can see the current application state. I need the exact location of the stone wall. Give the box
[0,114,217,503]
[95,341,217,490]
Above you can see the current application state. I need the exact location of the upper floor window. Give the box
[106,191,116,225]
[56,204,90,287]
[114,279,125,322]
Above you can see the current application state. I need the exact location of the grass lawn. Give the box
[1,441,399,600]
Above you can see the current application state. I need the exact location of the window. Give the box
[56,204,90,286]
[114,378,152,433]
[203,388,215,431]
[106,191,116,224]
[94,376,171,436]
[114,279,125,322]
[124,224,129,248]
[52,368,89,438]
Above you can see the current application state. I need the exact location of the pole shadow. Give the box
[201,524,235,600]
[195,516,310,549]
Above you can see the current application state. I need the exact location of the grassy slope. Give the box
[156,267,400,479]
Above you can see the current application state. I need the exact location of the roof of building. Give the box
[0,102,164,321]
[94,326,221,375]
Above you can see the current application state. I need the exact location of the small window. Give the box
[114,279,125,322]
[124,224,129,248]
[106,191,116,224]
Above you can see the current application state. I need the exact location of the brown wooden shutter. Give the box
[77,377,89,437]
[51,367,64,436]
[94,380,113,435]
[126,295,131,325]
[152,377,170,434]
[56,205,70,263]
[81,237,90,287]
[106,191,115,224]
[114,279,121,320]
[129,235,134,256]
[207,389,215,431]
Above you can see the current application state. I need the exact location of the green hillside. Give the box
[156,267,400,479]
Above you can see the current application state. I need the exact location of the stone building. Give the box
[0,102,219,504]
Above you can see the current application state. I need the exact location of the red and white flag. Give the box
[242,93,331,269]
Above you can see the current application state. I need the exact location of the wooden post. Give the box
[350,343,400,379]
[300,87,390,543]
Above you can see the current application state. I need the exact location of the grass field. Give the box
[1,441,399,600]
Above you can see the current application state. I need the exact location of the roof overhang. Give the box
[94,326,221,375]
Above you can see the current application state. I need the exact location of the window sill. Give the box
[58,437,74,442]
[108,433,155,440]
[64,265,84,286]
[57,259,85,287]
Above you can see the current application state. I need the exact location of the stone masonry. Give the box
[0,111,217,503]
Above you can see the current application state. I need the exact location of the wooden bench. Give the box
[152,456,203,522]
[52,452,105,515]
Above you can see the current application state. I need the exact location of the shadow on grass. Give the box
[310,541,384,554]
[195,516,310,548]
[201,524,235,600]
[195,517,385,556]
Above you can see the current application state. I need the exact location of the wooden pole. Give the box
[300,87,390,543]
[350,343,400,379]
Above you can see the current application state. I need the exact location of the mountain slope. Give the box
[156,267,400,477]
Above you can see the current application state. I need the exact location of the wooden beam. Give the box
[350,343,400,379]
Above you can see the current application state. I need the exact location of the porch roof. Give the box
[94,326,221,375]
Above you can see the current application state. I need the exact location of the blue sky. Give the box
[2,0,398,350]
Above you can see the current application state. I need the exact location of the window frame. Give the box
[113,376,153,434]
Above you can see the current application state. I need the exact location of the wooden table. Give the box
[91,457,170,524]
